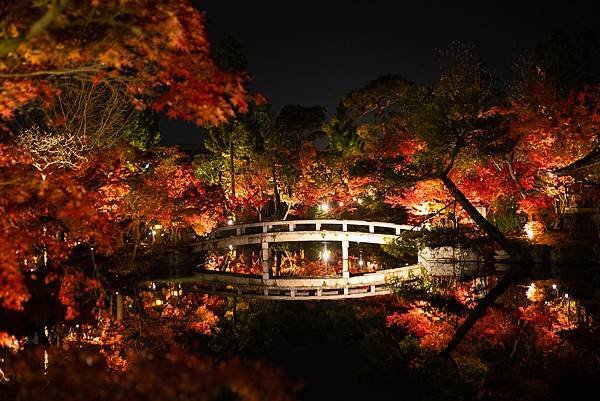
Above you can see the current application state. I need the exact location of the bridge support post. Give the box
[342,240,350,279]
[261,242,271,280]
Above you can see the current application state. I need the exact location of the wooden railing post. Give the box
[261,242,270,280]
[342,240,350,279]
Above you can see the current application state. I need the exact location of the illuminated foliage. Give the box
[0,0,254,128]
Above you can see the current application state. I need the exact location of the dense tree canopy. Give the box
[0,0,254,128]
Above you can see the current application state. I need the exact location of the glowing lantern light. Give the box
[321,246,330,262]
[526,282,536,300]
[153,224,162,230]
[155,299,163,306]
[227,218,234,226]
[524,221,544,240]
[524,223,534,240]
[319,203,330,212]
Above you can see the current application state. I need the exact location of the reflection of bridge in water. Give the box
[188,220,421,300]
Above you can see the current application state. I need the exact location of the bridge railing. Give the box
[210,219,415,239]
[179,265,420,300]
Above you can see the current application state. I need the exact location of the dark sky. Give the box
[161,0,600,145]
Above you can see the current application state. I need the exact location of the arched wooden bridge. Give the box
[186,219,420,300]
[192,219,416,279]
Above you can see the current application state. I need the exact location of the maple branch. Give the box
[0,367,8,383]
[0,66,103,78]
[504,153,527,199]
[411,200,456,230]
[0,0,70,57]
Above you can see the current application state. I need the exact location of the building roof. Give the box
[553,147,600,176]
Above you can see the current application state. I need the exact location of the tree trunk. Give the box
[440,174,512,252]
[505,158,527,200]
[441,267,521,357]
[229,138,235,199]
[282,202,291,221]
[272,163,281,217]
[256,206,262,222]
[131,218,140,262]
[275,250,282,276]
[439,174,529,357]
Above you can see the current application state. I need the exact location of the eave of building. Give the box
[553,147,600,176]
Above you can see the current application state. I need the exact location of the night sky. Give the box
[161,0,600,145]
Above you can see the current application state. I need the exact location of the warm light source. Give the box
[227,218,234,226]
[524,221,544,240]
[524,222,534,240]
[321,245,330,261]
[338,201,344,207]
[526,282,536,300]
[319,203,330,212]
[154,299,163,306]
[153,224,162,230]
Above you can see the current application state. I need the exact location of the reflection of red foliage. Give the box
[387,304,454,352]
[387,279,579,359]
[3,347,300,401]
[58,269,103,321]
